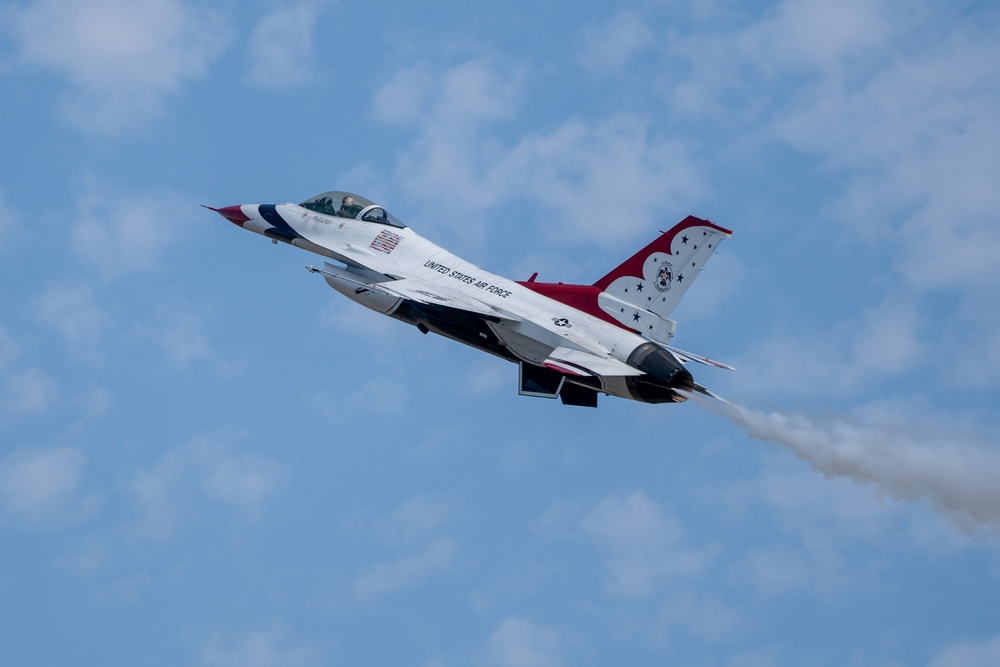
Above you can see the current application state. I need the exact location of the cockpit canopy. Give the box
[299,191,406,228]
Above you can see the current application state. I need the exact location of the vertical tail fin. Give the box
[594,215,731,321]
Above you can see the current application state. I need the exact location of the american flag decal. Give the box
[370,229,402,254]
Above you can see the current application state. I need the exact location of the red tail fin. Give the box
[593,216,730,291]
[518,216,732,341]
[593,216,731,320]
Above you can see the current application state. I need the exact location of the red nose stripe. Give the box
[216,205,251,226]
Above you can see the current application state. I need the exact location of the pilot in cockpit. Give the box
[339,195,363,218]
[311,196,337,216]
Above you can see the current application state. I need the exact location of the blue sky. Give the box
[2,1,1000,665]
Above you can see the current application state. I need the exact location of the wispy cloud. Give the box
[0,367,58,420]
[244,1,328,88]
[349,493,461,600]
[128,431,285,541]
[352,537,457,600]
[70,185,189,280]
[930,634,1000,667]
[587,2,998,402]
[734,296,924,398]
[577,12,655,77]
[702,396,1000,534]
[482,616,564,667]
[375,59,704,245]
[199,622,321,667]
[581,491,715,598]
[5,0,229,134]
[0,190,20,251]
[130,299,213,367]
[0,446,97,526]
[349,492,462,547]
[34,282,108,365]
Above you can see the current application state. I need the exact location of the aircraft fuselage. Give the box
[211,191,732,407]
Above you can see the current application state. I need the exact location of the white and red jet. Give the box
[209,191,733,407]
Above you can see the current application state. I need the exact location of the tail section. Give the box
[593,216,731,321]
[517,215,731,343]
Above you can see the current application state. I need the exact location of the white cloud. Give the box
[668,251,746,324]
[657,1,1000,332]
[245,1,326,88]
[98,571,152,606]
[372,63,433,125]
[203,452,283,509]
[34,282,108,364]
[482,617,563,667]
[350,492,462,547]
[930,634,1000,667]
[723,646,784,667]
[684,3,1000,396]
[0,446,95,526]
[52,536,107,576]
[737,0,897,72]
[768,16,1000,293]
[705,396,1000,534]
[6,0,229,134]
[0,327,21,369]
[497,115,706,244]
[0,190,20,250]
[128,432,285,540]
[132,299,212,366]
[581,491,713,598]
[352,537,456,600]
[382,59,524,237]
[578,12,655,77]
[377,59,704,245]
[941,292,1000,390]
[307,376,411,424]
[317,295,401,339]
[722,466,895,598]
[735,296,924,397]
[655,592,744,643]
[735,545,812,597]
[200,622,320,667]
[70,186,188,279]
[1,367,57,418]
[349,493,462,600]
[71,385,116,424]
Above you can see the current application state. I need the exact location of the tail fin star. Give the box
[593,216,731,321]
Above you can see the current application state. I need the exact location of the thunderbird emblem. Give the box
[655,262,673,292]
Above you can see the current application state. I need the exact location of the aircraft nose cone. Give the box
[214,205,251,226]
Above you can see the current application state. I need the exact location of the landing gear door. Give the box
[518,362,565,399]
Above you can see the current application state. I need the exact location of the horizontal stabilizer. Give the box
[597,292,677,342]
[643,336,734,371]
[542,346,643,377]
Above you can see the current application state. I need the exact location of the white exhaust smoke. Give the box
[693,395,1000,534]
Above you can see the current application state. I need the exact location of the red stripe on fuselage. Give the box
[516,280,637,333]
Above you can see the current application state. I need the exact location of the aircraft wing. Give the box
[375,278,515,320]
[306,264,514,320]
[542,346,644,377]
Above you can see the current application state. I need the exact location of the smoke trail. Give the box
[693,395,1000,533]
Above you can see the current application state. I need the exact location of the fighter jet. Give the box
[208,191,733,407]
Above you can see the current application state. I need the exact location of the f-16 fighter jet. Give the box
[208,191,733,408]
